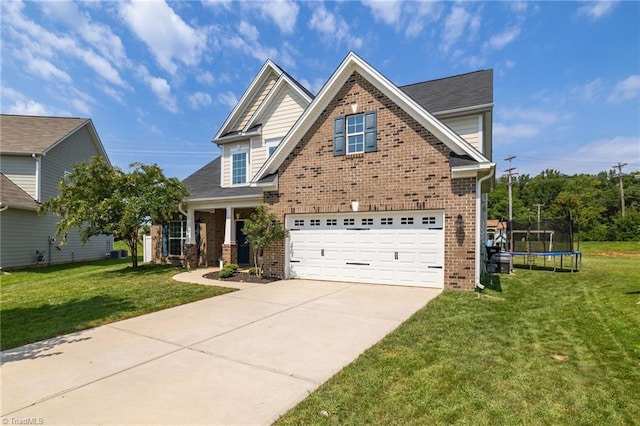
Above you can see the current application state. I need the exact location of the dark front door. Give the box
[236,220,250,264]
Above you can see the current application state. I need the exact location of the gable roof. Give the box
[0,173,39,211]
[0,114,109,160]
[400,69,493,114]
[183,157,262,201]
[0,115,88,154]
[213,60,313,143]
[254,52,492,182]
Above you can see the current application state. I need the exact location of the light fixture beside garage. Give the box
[455,214,464,233]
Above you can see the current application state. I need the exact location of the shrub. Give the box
[248,267,258,275]
[218,267,234,278]
[227,263,239,271]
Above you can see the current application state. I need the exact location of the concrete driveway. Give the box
[1,275,441,425]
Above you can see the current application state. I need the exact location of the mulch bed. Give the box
[203,271,278,284]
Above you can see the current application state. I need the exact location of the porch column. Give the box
[222,207,237,265]
[185,207,195,244]
[224,207,233,244]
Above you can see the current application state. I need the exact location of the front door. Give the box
[236,220,250,264]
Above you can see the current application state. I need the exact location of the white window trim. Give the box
[266,137,282,157]
[168,220,186,257]
[346,113,365,155]
[230,145,250,186]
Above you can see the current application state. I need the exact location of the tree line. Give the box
[488,168,640,241]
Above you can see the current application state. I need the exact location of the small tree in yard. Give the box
[242,205,288,278]
[40,157,188,267]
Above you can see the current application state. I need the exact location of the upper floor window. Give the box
[266,138,281,157]
[333,110,377,156]
[232,152,247,184]
[346,114,365,154]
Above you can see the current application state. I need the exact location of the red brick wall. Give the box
[262,71,477,290]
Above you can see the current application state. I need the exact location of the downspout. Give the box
[476,165,495,289]
[32,153,41,202]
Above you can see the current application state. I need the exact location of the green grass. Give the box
[578,240,640,254]
[0,258,234,350]
[277,254,640,425]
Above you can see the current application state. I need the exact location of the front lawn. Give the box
[277,253,640,424]
[0,259,233,350]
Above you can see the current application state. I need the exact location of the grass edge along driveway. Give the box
[1,258,233,351]
[277,250,640,425]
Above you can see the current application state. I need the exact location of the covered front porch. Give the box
[151,196,262,269]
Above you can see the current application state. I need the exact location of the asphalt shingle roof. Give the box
[0,115,89,154]
[0,173,39,210]
[399,69,493,114]
[183,157,263,200]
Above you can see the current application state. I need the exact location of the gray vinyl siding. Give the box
[0,123,113,269]
[40,125,101,201]
[0,209,112,269]
[0,155,37,199]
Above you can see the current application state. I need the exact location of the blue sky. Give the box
[2,0,639,180]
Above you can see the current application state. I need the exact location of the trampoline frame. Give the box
[506,251,582,272]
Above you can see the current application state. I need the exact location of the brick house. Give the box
[153,52,495,290]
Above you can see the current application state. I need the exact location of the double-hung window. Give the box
[232,152,247,184]
[346,114,365,154]
[333,110,377,156]
[168,221,186,256]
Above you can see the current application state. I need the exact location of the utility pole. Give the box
[613,162,627,217]
[533,203,545,230]
[503,155,518,251]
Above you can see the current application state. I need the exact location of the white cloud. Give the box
[361,0,402,26]
[483,26,522,51]
[299,78,325,95]
[361,0,442,38]
[441,6,473,53]
[404,2,443,37]
[20,51,72,83]
[187,92,212,110]
[494,107,574,145]
[607,75,640,103]
[39,1,128,67]
[572,78,603,102]
[576,1,618,21]
[196,71,215,85]
[494,122,540,143]
[1,86,53,116]
[239,21,260,42]
[253,0,299,34]
[217,91,238,109]
[7,100,53,116]
[3,1,128,88]
[225,22,296,68]
[505,60,516,68]
[309,4,362,50]
[119,0,207,75]
[136,66,178,113]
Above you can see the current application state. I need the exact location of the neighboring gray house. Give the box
[0,115,113,269]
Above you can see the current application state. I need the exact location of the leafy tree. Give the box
[242,204,288,278]
[40,156,188,267]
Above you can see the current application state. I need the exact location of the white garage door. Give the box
[286,211,444,288]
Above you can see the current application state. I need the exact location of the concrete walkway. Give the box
[1,272,441,425]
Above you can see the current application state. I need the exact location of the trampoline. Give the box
[506,251,582,272]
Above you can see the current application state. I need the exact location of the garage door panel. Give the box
[287,211,444,288]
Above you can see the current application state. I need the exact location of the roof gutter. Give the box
[433,103,494,117]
